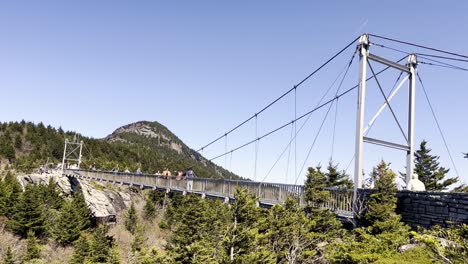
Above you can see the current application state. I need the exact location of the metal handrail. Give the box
[64,169,353,216]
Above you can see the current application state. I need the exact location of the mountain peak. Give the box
[102,121,238,180]
[105,121,183,154]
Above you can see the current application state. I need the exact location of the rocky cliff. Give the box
[17,170,132,218]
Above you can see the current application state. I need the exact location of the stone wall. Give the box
[396,191,468,229]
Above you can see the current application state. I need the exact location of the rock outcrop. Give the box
[17,170,132,218]
[17,170,72,196]
[76,178,132,218]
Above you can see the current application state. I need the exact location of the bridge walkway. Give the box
[64,169,353,219]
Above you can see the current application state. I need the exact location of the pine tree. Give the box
[329,161,410,263]
[453,184,468,193]
[7,184,46,237]
[414,140,458,191]
[147,190,165,207]
[107,247,121,264]
[0,171,22,218]
[71,190,92,231]
[89,225,113,263]
[364,160,409,239]
[223,188,273,264]
[40,177,64,210]
[143,198,156,220]
[124,202,138,234]
[167,194,230,264]
[304,166,329,207]
[137,248,166,264]
[1,246,15,264]
[70,233,90,264]
[131,224,146,253]
[50,199,87,245]
[325,161,353,188]
[267,198,317,263]
[364,161,409,237]
[23,230,41,262]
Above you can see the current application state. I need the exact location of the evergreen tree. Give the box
[223,188,274,264]
[330,161,410,263]
[39,177,64,210]
[124,202,138,234]
[107,247,121,264]
[0,171,22,218]
[304,166,329,207]
[23,230,41,262]
[131,224,146,253]
[69,234,90,264]
[49,198,89,245]
[267,198,319,263]
[168,194,229,264]
[71,190,92,231]
[1,246,15,264]
[89,225,113,263]
[137,248,166,264]
[143,198,156,220]
[453,184,468,193]
[414,140,458,191]
[147,190,165,207]
[7,184,46,237]
[325,161,353,188]
[363,161,409,236]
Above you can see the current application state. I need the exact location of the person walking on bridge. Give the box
[185,168,195,191]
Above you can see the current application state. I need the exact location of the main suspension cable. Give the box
[197,36,360,152]
[369,33,468,60]
[210,56,405,164]
[261,51,357,183]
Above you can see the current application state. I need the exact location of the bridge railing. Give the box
[64,169,350,214]
[321,187,354,216]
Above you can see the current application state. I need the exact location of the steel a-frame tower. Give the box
[353,34,417,207]
[61,137,83,174]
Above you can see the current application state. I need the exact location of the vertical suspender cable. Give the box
[285,122,294,184]
[294,102,335,185]
[294,87,297,186]
[254,115,258,181]
[224,135,228,169]
[331,98,339,159]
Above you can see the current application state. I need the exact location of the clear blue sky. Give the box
[0,1,467,186]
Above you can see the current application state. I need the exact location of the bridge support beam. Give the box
[406,54,417,186]
[61,138,84,174]
[353,34,418,221]
[354,34,369,208]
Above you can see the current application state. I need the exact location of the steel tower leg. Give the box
[406,55,417,186]
[354,34,369,210]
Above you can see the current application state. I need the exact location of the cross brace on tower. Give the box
[353,34,418,211]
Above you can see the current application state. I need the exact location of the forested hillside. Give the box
[3,161,467,263]
[0,120,238,179]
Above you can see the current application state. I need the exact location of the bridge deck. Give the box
[65,169,353,219]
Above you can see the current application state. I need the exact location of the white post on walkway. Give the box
[406,54,417,186]
[354,34,369,208]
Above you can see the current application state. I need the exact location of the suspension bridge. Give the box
[62,33,467,221]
